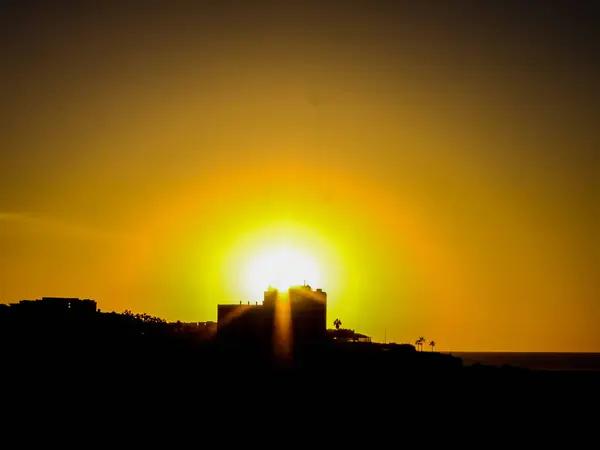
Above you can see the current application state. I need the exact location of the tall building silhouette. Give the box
[217,285,327,348]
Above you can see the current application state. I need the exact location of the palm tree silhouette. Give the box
[334,318,342,330]
[415,337,424,351]
[429,340,436,352]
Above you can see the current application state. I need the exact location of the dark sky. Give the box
[1,1,598,351]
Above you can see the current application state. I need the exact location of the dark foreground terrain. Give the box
[1,310,597,425]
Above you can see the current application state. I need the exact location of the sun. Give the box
[244,245,321,295]
[222,220,342,304]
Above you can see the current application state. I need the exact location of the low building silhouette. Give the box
[217,285,327,349]
[7,297,97,317]
[0,297,99,346]
[328,328,372,343]
[171,320,217,339]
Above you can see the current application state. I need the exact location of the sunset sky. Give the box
[1,1,598,351]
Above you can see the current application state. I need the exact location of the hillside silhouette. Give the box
[0,295,460,376]
[1,294,598,414]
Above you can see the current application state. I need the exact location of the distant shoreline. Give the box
[451,351,600,372]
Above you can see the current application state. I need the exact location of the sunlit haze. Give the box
[1,2,598,351]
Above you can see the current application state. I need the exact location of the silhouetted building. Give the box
[6,297,97,317]
[217,285,327,349]
[0,297,99,344]
[328,328,372,343]
[172,321,218,340]
[202,321,217,334]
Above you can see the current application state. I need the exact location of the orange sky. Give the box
[1,2,598,351]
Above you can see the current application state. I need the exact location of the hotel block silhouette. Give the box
[217,284,327,348]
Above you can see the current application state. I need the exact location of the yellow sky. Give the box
[1,2,598,351]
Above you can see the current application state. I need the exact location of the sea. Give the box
[451,352,600,372]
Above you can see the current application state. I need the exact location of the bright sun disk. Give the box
[244,245,321,296]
